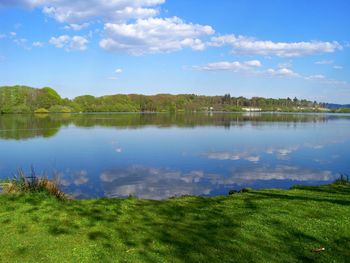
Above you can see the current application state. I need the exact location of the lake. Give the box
[0,113,349,199]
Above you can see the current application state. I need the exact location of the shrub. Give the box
[49,105,72,113]
[34,108,49,114]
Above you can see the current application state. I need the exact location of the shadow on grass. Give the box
[2,185,349,262]
[291,185,350,195]
[250,191,350,206]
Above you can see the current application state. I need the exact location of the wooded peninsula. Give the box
[1,85,349,114]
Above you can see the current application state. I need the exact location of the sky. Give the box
[0,0,349,103]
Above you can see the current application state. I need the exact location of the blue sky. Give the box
[0,0,349,103]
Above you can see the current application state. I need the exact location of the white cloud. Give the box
[32,41,44,47]
[244,60,262,67]
[315,60,333,65]
[49,35,88,51]
[49,35,69,48]
[266,67,299,77]
[99,17,214,55]
[115,68,123,74]
[333,65,343,69]
[1,1,344,60]
[2,0,165,23]
[70,35,88,50]
[193,60,347,86]
[277,62,292,69]
[210,34,342,57]
[194,61,301,79]
[305,74,326,80]
[64,23,89,31]
[305,74,347,86]
[194,60,261,72]
[13,38,29,49]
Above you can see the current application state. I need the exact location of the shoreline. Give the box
[1,110,350,115]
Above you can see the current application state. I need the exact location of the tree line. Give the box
[0,85,333,114]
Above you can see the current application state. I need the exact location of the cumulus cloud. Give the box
[115,68,123,74]
[209,34,342,57]
[266,68,299,77]
[99,17,214,55]
[244,60,262,67]
[49,35,69,48]
[1,1,344,59]
[49,35,88,51]
[2,0,165,23]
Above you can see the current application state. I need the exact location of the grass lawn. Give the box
[0,184,349,263]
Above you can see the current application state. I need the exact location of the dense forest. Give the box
[0,85,342,114]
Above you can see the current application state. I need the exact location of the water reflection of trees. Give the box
[0,114,63,140]
[0,113,348,140]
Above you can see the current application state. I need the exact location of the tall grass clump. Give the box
[334,173,350,185]
[0,168,66,199]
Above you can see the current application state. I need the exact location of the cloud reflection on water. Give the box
[98,164,335,200]
[227,165,333,183]
[205,152,260,163]
[100,166,212,200]
[59,169,89,187]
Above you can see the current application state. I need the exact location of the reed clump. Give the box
[334,173,350,185]
[0,168,66,199]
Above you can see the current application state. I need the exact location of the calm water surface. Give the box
[0,113,349,199]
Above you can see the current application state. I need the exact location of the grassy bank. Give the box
[0,184,349,263]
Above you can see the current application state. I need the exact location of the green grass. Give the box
[0,184,349,263]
